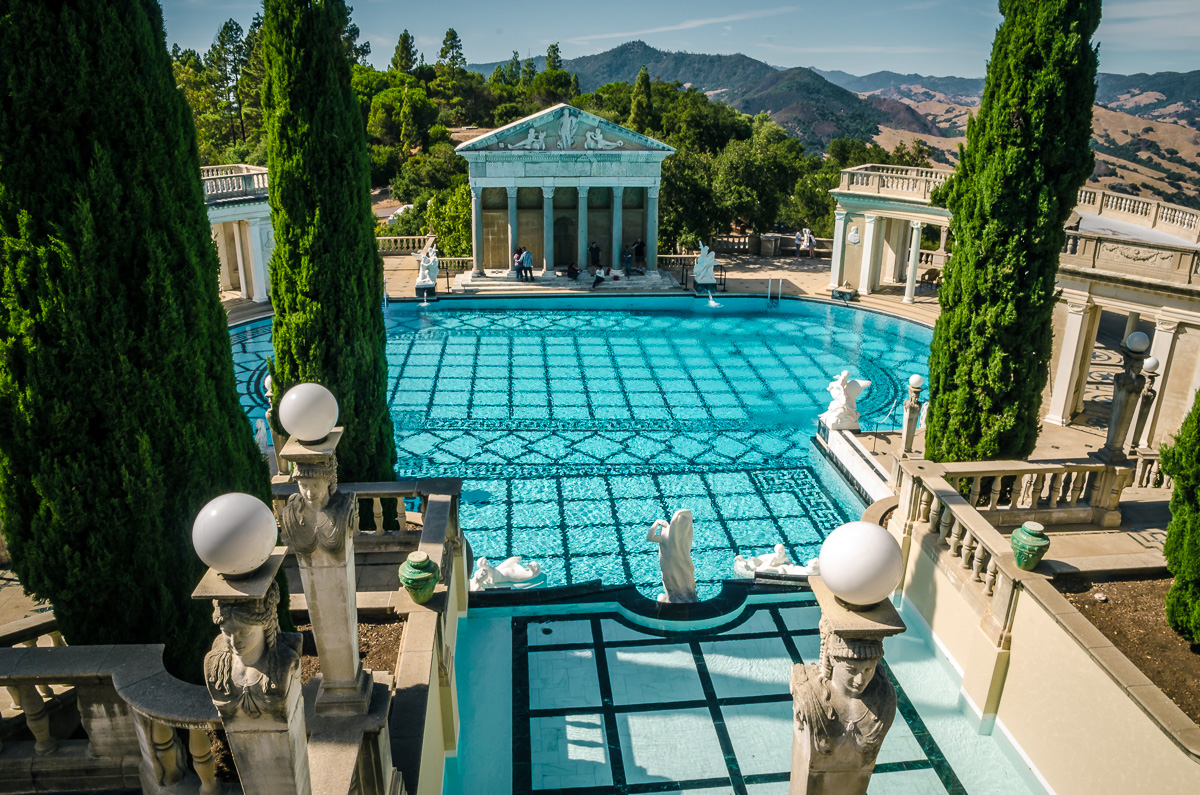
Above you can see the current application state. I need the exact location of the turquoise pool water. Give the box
[229,296,931,597]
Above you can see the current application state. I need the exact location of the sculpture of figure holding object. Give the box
[557,112,579,149]
[819,370,872,432]
[693,244,717,288]
[584,127,624,150]
[647,509,697,603]
[470,556,545,591]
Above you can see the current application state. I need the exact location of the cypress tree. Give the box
[924,0,1101,462]
[0,0,268,680]
[1162,390,1200,642]
[263,0,397,485]
[628,66,653,133]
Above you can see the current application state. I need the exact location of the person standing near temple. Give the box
[520,246,534,282]
[795,229,804,259]
[633,237,645,270]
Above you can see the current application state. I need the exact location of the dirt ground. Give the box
[297,617,406,685]
[1056,575,1200,725]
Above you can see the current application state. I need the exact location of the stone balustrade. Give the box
[376,235,434,254]
[837,164,952,202]
[1133,450,1174,490]
[710,235,752,254]
[201,167,268,204]
[935,458,1129,528]
[0,638,221,794]
[1075,187,1200,243]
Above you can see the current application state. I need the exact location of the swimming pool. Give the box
[229,296,931,598]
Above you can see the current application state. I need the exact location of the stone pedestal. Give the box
[278,429,371,715]
[790,577,906,795]
[194,553,311,795]
[1097,342,1148,464]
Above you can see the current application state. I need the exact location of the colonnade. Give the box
[470,184,659,276]
[828,211,949,300]
[211,218,271,302]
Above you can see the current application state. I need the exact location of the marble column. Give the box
[828,211,847,289]
[506,186,519,275]
[247,217,270,303]
[903,221,922,303]
[611,186,624,270]
[1045,298,1094,426]
[577,186,589,268]
[858,215,880,296]
[646,186,660,271]
[1136,316,1180,448]
[542,186,555,273]
[214,226,232,291]
[231,221,249,300]
[1123,311,1141,341]
[471,186,484,275]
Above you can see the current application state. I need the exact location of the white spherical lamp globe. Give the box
[908,374,924,389]
[818,521,903,608]
[192,493,278,576]
[1125,331,1150,353]
[278,383,338,442]
[1142,356,1159,374]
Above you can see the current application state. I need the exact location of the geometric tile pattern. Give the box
[229,302,932,597]
[511,601,967,794]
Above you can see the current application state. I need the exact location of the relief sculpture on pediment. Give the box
[499,127,546,150]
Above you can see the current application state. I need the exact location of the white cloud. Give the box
[566,7,797,45]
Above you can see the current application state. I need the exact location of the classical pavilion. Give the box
[455,104,674,274]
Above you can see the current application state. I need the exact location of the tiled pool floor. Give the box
[447,598,1038,795]
[230,299,932,596]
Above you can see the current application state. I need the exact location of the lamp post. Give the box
[1097,331,1150,464]
[275,383,372,715]
[790,522,906,795]
[191,493,310,795]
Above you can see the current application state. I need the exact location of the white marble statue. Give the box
[733,544,819,579]
[557,112,579,149]
[819,370,872,431]
[469,556,545,591]
[693,244,717,285]
[584,127,624,150]
[254,418,271,458]
[647,509,697,604]
[500,128,546,150]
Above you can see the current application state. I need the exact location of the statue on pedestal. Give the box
[693,244,717,287]
[647,509,697,604]
[819,370,872,432]
[204,582,301,720]
[278,457,357,559]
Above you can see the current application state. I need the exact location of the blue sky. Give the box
[161,1,1199,77]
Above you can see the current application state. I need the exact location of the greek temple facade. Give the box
[455,104,674,275]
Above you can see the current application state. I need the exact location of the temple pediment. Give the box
[455,104,674,155]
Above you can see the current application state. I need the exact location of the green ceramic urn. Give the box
[399,551,440,604]
[1010,521,1050,571]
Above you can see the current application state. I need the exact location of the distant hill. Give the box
[469,43,937,152]
[469,41,777,94]
[813,69,984,103]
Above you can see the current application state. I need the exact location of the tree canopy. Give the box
[924,0,1101,462]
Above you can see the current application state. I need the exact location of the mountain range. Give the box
[468,42,1200,208]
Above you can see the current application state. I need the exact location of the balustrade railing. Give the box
[710,235,751,254]
[936,459,1126,527]
[377,235,434,254]
[658,254,697,290]
[1134,451,1174,490]
[201,169,268,203]
[838,164,952,201]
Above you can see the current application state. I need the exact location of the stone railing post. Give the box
[13,683,57,755]
[194,554,310,794]
[278,428,371,715]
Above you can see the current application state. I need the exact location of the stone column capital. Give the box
[910,220,923,231]
[612,185,625,197]
[834,210,847,221]
[1066,300,1091,315]
[541,186,555,199]
[470,184,483,199]
[577,186,590,199]
[647,185,660,200]
[1154,316,1180,333]
[506,186,519,199]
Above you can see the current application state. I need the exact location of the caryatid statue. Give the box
[204,581,301,720]
[278,456,357,560]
